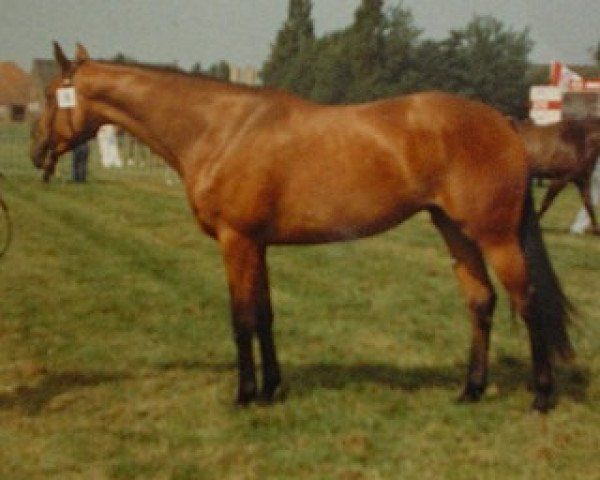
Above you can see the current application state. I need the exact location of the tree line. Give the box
[262,0,543,117]
[113,1,600,119]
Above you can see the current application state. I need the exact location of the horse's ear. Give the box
[53,41,71,74]
[75,43,90,63]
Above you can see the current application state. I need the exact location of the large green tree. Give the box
[261,3,534,116]
[344,0,386,101]
[416,16,533,116]
[376,3,422,97]
[263,1,422,104]
[307,0,394,103]
[308,32,352,103]
[261,0,315,92]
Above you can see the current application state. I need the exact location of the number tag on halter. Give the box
[56,87,77,108]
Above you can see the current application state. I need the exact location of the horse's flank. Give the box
[518,119,598,177]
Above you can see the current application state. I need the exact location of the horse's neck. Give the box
[83,62,256,173]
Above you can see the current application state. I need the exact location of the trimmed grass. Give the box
[1,137,599,478]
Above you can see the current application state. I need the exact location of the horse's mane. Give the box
[95,59,266,95]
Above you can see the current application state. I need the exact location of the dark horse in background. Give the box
[514,118,600,234]
[30,43,574,412]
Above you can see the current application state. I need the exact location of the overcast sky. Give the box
[1,0,599,72]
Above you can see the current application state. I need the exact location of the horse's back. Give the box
[367,92,528,235]
[193,90,527,244]
[271,92,526,242]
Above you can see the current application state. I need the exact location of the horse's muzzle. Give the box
[30,143,59,182]
[30,141,49,170]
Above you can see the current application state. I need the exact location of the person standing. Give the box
[97,124,123,168]
[72,142,90,182]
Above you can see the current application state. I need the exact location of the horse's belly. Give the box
[270,192,422,244]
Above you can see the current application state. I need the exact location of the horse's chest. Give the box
[189,173,273,239]
[186,174,224,237]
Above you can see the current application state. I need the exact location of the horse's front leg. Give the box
[42,153,59,183]
[538,179,568,218]
[219,228,281,405]
[255,274,283,403]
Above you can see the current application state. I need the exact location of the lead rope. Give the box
[0,173,12,258]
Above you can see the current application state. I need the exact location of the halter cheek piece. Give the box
[50,78,78,151]
[56,78,77,108]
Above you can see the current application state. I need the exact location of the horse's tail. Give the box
[518,181,575,360]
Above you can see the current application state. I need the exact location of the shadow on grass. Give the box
[285,355,590,402]
[491,355,590,403]
[156,355,590,404]
[0,371,130,416]
[0,356,588,415]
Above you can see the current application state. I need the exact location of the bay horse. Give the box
[515,118,600,234]
[31,43,574,412]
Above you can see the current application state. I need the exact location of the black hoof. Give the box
[235,386,258,407]
[457,383,486,403]
[531,393,555,414]
[259,382,289,405]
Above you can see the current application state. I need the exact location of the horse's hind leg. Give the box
[430,210,496,402]
[538,178,568,219]
[574,177,599,233]
[481,237,556,412]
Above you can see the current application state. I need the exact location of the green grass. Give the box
[1,126,600,479]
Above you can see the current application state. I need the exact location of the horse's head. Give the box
[30,42,99,181]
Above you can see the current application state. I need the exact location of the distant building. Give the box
[0,62,31,122]
[229,65,260,86]
[30,59,60,115]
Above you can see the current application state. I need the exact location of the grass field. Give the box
[1,125,600,479]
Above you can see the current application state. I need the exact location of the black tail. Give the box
[519,182,575,361]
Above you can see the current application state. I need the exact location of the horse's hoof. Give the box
[258,383,288,405]
[235,386,258,407]
[531,393,555,414]
[457,383,485,403]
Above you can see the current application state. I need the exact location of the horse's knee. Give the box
[468,290,496,322]
[452,261,495,318]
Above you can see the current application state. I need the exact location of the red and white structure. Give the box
[530,61,600,125]
[550,61,600,92]
[530,84,563,125]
